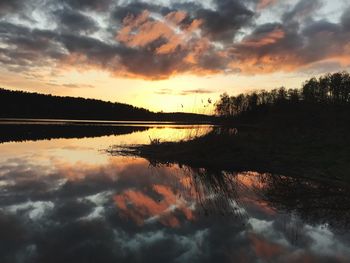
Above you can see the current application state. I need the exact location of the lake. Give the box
[0,122,349,263]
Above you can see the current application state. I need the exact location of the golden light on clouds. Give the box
[0,0,349,112]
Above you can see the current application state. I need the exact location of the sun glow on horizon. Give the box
[0,0,349,113]
[0,67,320,113]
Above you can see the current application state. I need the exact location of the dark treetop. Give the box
[0,88,213,122]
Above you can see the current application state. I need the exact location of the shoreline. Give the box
[111,127,350,185]
[0,118,217,126]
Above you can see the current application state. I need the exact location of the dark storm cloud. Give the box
[297,18,350,68]
[0,0,45,22]
[231,2,350,74]
[0,19,115,70]
[0,22,65,70]
[282,0,322,22]
[0,0,23,15]
[58,33,118,62]
[196,0,255,42]
[0,0,349,78]
[341,7,350,30]
[0,21,30,36]
[111,1,168,23]
[54,8,99,34]
[111,0,254,42]
[109,0,254,77]
[299,20,344,61]
[60,0,112,11]
[116,45,189,79]
[197,49,233,70]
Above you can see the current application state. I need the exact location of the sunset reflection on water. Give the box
[0,125,349,263]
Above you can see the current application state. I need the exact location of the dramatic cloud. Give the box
[0,0,349,79]
[341,7,350,30]
[60,0,112,11]
[196,0,254,42]
[0,0,23,15]
[282,0,322,22]
[54,8,99,34]
[257,0,277,10]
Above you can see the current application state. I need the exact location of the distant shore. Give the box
[0,118,216,126]
[0,88,215,123]
[0,119,215,144]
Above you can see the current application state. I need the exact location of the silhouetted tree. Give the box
[287,88,300,103]
[302,77,319,102]
[318,74,330,103]
[215,71,350,118]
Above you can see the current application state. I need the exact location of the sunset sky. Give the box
[0,0,349,113]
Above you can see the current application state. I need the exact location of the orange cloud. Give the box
[165,10,187,24]
[153,184,194,220]
[240,29,285,48]
[117,10,203,56]
[114,184,194,227]
[53,5,348,79]
[2,0,350,82]
[236,172,266,189]
[117,11,174,48]
[257,0,277,10]
[228,50,301,74]
[114,190,169,225]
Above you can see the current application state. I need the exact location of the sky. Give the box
[0,0,349,113]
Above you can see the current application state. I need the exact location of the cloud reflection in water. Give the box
[0,129,349,262]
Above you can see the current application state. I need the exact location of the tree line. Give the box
[0,88,213,122]
[215,72,350,117]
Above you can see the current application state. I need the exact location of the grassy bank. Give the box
[112,126,350,183]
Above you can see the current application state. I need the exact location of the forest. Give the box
[214,72,350,128]
[215,72,350,117]
[0,88,212,122]
[121,72,350,182]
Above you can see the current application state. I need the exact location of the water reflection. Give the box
[0,126,349,263]
[0,122,212,144]
[0,123,150,143]
[256,174,350,230]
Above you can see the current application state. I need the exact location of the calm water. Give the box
[0,124,350,263]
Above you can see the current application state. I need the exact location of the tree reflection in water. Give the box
[184,168,244,218]
[255,173,350,230]
[2,127,350,262]
[150,163,350,233]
